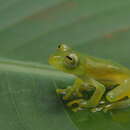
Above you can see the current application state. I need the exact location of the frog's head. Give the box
[49,44,86,77]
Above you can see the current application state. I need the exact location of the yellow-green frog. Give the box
[49,44,130,112]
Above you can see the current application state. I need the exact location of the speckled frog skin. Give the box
[49,44,130,112]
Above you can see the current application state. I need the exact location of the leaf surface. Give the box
[0,0,130,130]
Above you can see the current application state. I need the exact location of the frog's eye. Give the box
[64,53,79,68]
[57,44,70,51]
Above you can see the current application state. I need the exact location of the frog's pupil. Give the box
[66,56,73,60]
[58,44,61,48]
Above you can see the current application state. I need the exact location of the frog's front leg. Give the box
[56,78,86,100]
[67,79,105,111]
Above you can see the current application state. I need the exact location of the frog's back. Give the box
[84,55,130,84]
[86,55,130,73]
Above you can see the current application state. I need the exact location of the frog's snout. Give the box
[48,55,54,65]
[49,55,62,66]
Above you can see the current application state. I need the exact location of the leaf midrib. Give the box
[0,58,74,80]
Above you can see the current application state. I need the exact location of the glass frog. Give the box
[49,44,130,112]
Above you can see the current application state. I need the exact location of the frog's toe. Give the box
[91,107,103,112]
[103,104,112,112]
[56,89,66,95]
[76,91,83,97]
[99,100,106,105]
[63,95,70,100]
[72,107,84,112]
[67,99,86,107]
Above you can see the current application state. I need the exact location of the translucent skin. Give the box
[49,44,130,112]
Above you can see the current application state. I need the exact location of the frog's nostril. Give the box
[49,55,61,65]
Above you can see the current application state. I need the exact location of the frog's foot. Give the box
[91,103,116,113]
[56,86,73,96]
[56,88,67,95]
[91,100,107,112]
[72,107,84,112]
[92,103,119,113]
[99,100,106,105]
[56,86,83,100]
[91,106,104,112]
[103,104,113,112]
[67,99,86,107]
[67,99,87,112]
[63,90,83,100]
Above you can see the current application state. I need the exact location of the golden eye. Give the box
[57,44,70,51]
[64,53,79,68]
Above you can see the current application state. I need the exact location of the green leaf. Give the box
[0,0,130,130]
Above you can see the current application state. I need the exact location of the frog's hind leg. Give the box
[106,79,130,103]
[103,78,130,112]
